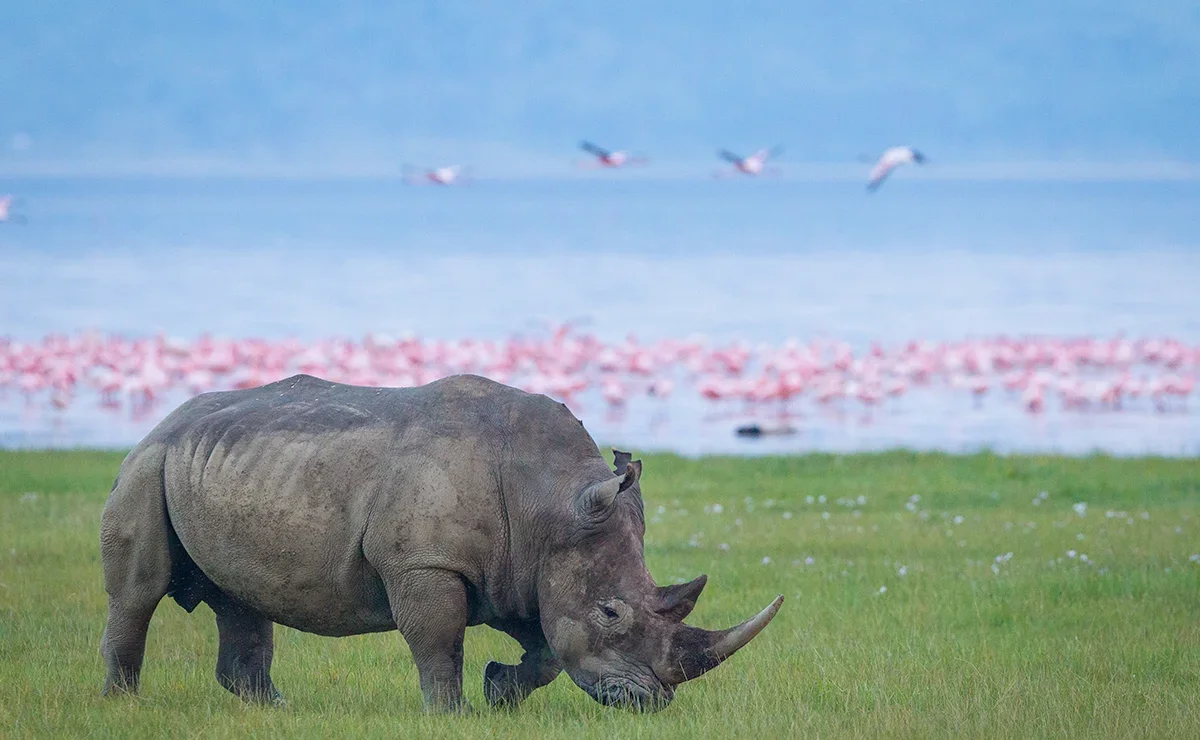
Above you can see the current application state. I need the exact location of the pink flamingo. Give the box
[865,146,927,191]
[402,165,468,186]
[601,377,627,407]
[1021,384,1045,413]
[0,195,25,224]
[967,376,989,406]
[578,141,647,169]
[715,146,783,178]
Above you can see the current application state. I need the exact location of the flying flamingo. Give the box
[0,195,25,224]
[865,146,927,191]
[715,146,783,178]
[578,141,647,169]
[402,165,469,186]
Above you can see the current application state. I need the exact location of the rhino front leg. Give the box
[208,592,282,704]
[387,570,470,713]
[484,621,562,708]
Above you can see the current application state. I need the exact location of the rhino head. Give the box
[536,450,783,711]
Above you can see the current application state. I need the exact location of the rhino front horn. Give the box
[664,595,784,683]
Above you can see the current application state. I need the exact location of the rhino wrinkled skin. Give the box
[100,374,782,712]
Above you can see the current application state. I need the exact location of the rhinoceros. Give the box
[100,374,782,712]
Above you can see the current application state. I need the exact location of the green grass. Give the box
[2,449,1198,738]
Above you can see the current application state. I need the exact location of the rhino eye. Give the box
[599,604,620,620]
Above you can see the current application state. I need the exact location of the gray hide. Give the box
[100,374,782,712]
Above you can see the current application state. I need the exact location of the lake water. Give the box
[1,175,1198,454]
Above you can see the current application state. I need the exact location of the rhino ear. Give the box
[655,574,707,622]
[612,448,634,475]
[577,462,641,518]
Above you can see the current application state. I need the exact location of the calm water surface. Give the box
[1,176,1197,454]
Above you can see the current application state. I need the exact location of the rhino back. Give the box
[153,374,598,635]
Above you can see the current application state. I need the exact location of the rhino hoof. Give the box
[484,661,521,708]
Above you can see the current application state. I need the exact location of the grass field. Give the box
[1,449,1198,738]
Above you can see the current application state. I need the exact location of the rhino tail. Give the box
[165,525,215,613]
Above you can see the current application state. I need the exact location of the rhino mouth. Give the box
[588,677,674,712]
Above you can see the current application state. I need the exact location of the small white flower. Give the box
[821,512,831,520]
[1140,511,1150,520]
[718,543,730,551]
[898,566,908,576]
[805,495,815,504]
[991,563,1000,575]
[1189,554,1199,563]
[711,503,724,514]
[1072,502,1088,517]
[656,505,666,515]
[1067,550,1077,558]
[817,495,827,504]
[878,585,887,594]
[953,515,964,525]
[1080,553,1089,563]
[857,495,867,506]
[1076,533,1085,541]
[804,556,815,565]
[782,511,793,520]
[761,556,772,565]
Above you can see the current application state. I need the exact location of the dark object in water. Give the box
[736,423,798,438]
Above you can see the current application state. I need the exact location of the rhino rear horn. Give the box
[655,574,707,622]
[577,462,641,518]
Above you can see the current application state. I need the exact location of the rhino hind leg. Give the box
[208,592,282,705]
[100,450,173,696]
[484,621,562,708]
[101,595,164,695]
[386,569,471,713]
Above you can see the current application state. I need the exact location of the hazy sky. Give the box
[2,2,1197,174]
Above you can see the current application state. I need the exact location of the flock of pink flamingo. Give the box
[1,329,1195,419]
[394,142,923,188]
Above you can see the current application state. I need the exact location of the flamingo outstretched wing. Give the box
[866,160,895,191]
[580,141,611,159]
